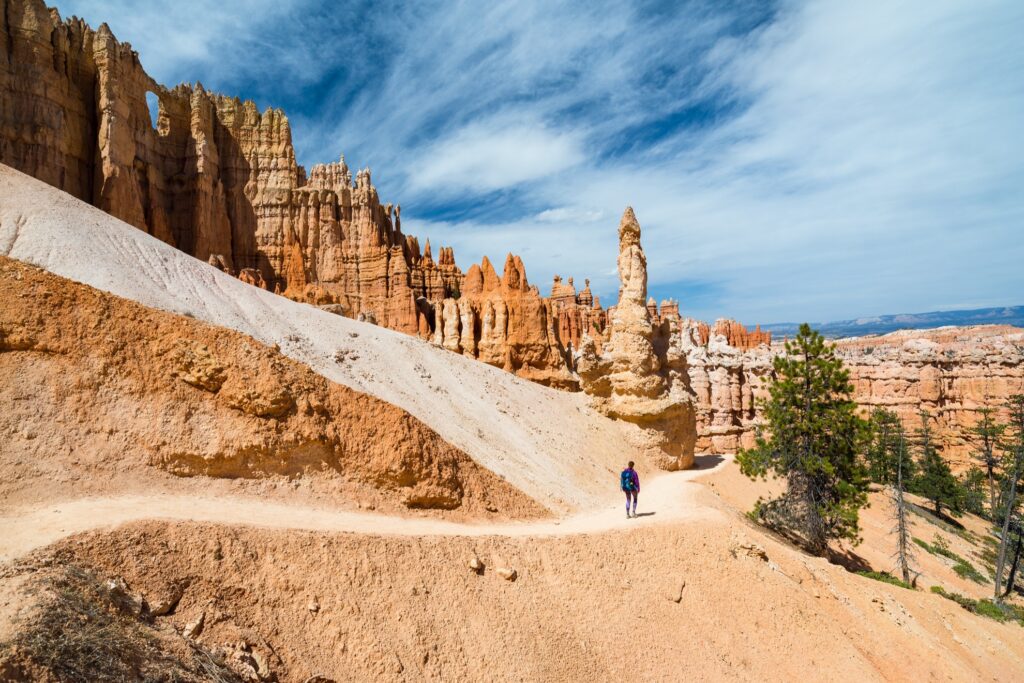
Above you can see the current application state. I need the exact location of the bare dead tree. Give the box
[891,431,916,585]
[995,395,1024,603]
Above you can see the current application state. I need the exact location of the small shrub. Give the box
[746,499,764,524]
[857,571,914,589]
[915,537,988,584]
[953,560,987,584]
[930,586,1024,625]
[974,599,1010,622]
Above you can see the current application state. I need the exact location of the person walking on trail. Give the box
[621,461,639,518]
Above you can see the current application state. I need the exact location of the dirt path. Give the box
[0,459,727,562]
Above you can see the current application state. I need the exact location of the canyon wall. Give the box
[0,0,457,336]
[677,324,1024,466]
[836,327,1024,468]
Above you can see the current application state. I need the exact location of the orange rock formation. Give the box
[0,257,541,516]
[577,208,697,469]
[0,0,459,335]
[694,319,771,350]
[429,255,588,388]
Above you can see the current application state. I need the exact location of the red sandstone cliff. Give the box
[0,0,459,336]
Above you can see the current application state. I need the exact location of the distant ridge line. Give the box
[763,305,1024,338]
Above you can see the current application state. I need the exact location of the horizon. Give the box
[53,0,1024,324]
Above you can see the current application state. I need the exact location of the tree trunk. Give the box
[987,462,997,518]
[896,471,911,584]
[1004,532,1022,599]
[995,455,1022,602]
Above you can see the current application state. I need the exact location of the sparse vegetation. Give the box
[857,570,914,589]
[930,586,1024,625]
[0,565,241,682]
[913,536,987,584]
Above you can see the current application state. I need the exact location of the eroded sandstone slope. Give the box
[0,164,647,512]
[0,256,543,518]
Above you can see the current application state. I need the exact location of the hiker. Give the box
[621,461,639,518]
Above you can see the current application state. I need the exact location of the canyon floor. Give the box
[2,164,1024,681]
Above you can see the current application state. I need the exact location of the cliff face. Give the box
[679,324,1024,465]
[0,0,458,335]
[577,208,697,470]
[835,327,1024,467]
[429,254,582,388]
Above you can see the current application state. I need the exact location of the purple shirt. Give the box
[622,468,639,492]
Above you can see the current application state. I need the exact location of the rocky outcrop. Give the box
[693,319,772,350]
[577,208,697,469]
[430,254,578,388]
[679,319,774,454]
[678,323,1024,464]
[550,276,608,357]
[0,0,460,336]
[834,327,1024,468]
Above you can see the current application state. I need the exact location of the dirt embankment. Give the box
[3,512,1023,682]
[0,257,543,519]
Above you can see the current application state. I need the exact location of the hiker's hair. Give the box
[628,461,634,468]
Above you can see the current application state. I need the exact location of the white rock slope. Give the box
[0,165,642,512]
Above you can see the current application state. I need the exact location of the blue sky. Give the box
[58,0,1024,324]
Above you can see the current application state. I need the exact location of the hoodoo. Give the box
[577,208,697,469]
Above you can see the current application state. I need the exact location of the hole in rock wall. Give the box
[145,91,160,130]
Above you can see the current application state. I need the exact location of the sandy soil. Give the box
[0,164,647,513]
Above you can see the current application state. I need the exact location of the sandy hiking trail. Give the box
[0,459,727,562]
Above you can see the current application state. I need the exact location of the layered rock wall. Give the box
[0,0,458,335]
[678,324,1024,465]
[680,319,773,454]
[835,327,1024,468]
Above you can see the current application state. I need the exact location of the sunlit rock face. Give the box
[0,0,460,334]
[578,208,697,470]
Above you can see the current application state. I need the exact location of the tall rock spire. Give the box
[577,207,697,470]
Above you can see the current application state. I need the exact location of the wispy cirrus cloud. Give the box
[53,0,1024,324]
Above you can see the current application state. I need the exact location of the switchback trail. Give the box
[0,459,728,562]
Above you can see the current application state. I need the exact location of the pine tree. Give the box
[866,408,902,485]
[913,411,964,517]
[995,395,1024,603]
[737,324,869,555]
[969,406,1006,517]
[961,466,988,516]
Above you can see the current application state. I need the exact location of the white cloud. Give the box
[408,120,584,193]
[535,207,604,223]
